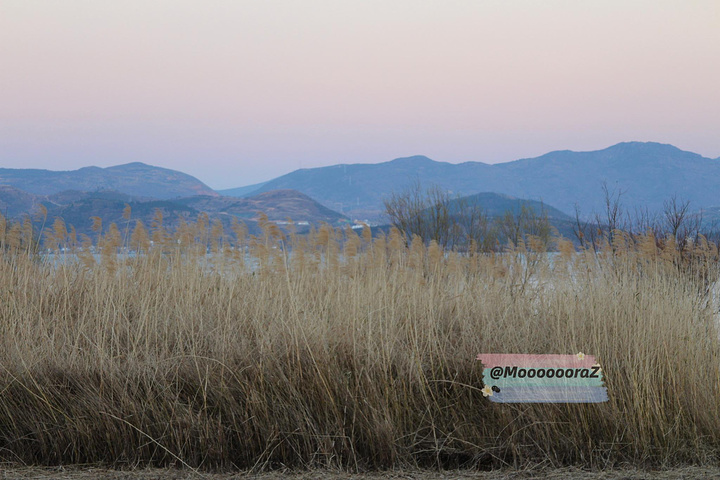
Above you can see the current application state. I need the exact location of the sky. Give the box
[1,1,719,190]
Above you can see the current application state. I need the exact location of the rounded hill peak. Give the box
[605,142,683,155]
[389,155,436,165]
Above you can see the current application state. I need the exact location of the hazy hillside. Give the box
[422,192,579,241]
[0,185,42,218]
[45,196,200,238]
[0,187,347,238]
[243,155,497,220]
[500,142,719,217]
[218,181,268,197]
[448,192,572,220]
[5,141,717,233]
[176,190,347,224]
[238,142,720,221]
[0,162,218,199]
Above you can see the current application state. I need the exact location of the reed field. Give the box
[0,210,719,472]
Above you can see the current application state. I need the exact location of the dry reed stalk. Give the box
[0,214,718,471]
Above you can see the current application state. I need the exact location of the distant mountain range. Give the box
[0,162,218,199]
[228,142,720,221]
[2,141,719,240]
[0,162,352,237]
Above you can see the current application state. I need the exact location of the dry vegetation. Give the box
[0,208,719,472]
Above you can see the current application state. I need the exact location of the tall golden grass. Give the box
[0,212,719,470]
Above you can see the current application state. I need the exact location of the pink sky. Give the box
[1,1,718,189]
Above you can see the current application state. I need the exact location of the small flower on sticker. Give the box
[482,385,494,397]
[577,352,585,360]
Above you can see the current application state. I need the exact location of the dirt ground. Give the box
[2,466,720,480]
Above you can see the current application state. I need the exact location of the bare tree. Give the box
[664,195,690,239]
[384,182,505,251]
[384,180,456,249]
[459,196,497,252]
[630,206,662,238]
[592,181,625,250]
[663,195,703,252]
[386,182,552,252]
[572,203,589,249]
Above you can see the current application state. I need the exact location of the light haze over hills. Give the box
[0,188,346,237]
[0,162,218,199]
[230,142,720,221]
[1,141,719,230]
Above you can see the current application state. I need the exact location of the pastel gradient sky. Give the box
[1,1,718,189]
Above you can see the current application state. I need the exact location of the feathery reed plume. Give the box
[174,219,193,253]
[256,212,269,231]
[101,222,122,272]
[231,217,247,248]
[130,220,151,253]
[121,203,132,246]
[68,225,78,252]
[151,208,169,249]
[210,219,224,253]
[79,233,93,250]
[6,221,21,252]
[370,232,386,269]
[21,216,34,253]
[316,223,330,251]
[0,212,6,248]
[44,217,68,252]
[427,239,442,270]
[33,204,49,252]
[326,224,340,272]
[362,224,372,245]
[388,226,405,268]
[343,225,359,259]
[527,234,546,253]
[408,234,424,270]
[556,236,575,261]
[91,216,102,234]
[195,212,210,251]
[35,203,48,222]
[638,229,658,260]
